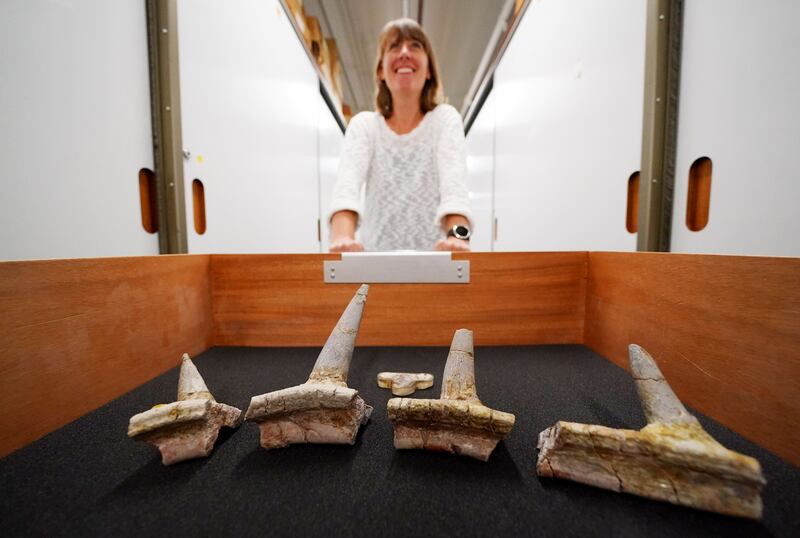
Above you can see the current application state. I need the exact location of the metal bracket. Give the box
[324,252,470,283]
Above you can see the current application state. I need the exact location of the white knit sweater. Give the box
[329,103,472,251]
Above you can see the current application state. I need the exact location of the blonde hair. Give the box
[375,18,443,119]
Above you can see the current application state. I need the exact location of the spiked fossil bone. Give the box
[536,344,766,519]
[387,329,515,461]
[377,372,434,396]
[128,354,243,465]
[245,285,372,449]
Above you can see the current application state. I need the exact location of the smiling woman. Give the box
[328,18,473,252]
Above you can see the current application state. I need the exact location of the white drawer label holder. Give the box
[323,251,470,284]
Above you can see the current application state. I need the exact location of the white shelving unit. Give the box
[178,0,323,254]
[464,92,496,252]
[488,0,645,252]
[0,0,157,260]
[670,0,800,256]
[318,93,345,252]
[4,0,797,259]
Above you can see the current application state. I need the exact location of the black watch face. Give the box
[454,225,470,239]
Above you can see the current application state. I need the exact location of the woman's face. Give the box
[379,36,430,99]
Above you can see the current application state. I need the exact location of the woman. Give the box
[328,18,472,252]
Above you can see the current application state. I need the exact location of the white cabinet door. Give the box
[179,0,321,253]
[318,96,345,253]
[492,0,645,251]
[0,0,157,260]
[465,92,496,252]
[671,0,800,256]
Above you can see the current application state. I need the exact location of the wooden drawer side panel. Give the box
[584,251,800,466]
[0,255,213,458]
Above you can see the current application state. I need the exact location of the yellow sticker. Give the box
[151,403,166,409]
[197,154,204,163]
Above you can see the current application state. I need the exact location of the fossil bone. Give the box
[377,372,434,396]
[128,353,243,465]
[245,285,372,449]
[536,344,766,519]
[387,329,515,461]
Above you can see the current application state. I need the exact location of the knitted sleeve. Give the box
[328,112,375,225]
[433,105,473,228]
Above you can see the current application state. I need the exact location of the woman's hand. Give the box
[329,210,363,252]
[434,237,470,252]
[330,238,365,252]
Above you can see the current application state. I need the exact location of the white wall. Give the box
[178,0,322,253]
[0,0,157,260]
[671,0,800,256]
[489,0,646,251]
[464,93,496,251]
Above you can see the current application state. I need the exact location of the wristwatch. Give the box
[447,224,471,240]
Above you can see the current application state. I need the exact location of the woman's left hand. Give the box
[433,237,471,252]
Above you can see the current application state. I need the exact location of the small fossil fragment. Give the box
[387,329,515,461]
[377,372,434,396]
[128,354,243,465]
[245,285,372,449]
[536,344,766,519]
